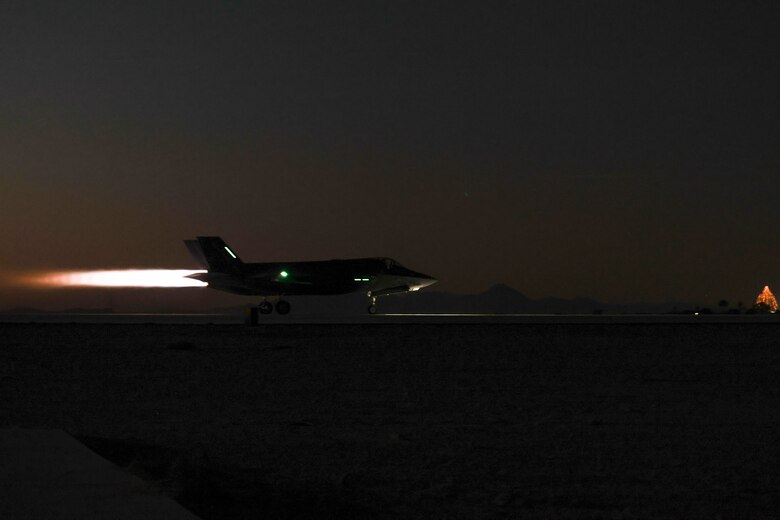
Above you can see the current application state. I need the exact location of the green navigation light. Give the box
[280,271,288,278]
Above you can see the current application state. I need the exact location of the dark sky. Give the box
[1,1,779,310]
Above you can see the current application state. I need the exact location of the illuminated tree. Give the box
[755,286,778,313]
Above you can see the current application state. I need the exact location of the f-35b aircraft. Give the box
[184,237,437,315]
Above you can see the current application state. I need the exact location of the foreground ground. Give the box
[2,323,780,518]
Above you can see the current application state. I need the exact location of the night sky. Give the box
[2,1,779,310]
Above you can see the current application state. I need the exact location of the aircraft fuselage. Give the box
[189,257,435,297]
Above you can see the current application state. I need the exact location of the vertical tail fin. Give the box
[184,237,244,274]
[184,240,209,269]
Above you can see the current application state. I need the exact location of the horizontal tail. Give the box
[184,237,243,274]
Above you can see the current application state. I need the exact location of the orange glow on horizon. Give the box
[13,269,208,289]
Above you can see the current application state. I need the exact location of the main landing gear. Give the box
[258,299,291,315]
[367,295,378,315]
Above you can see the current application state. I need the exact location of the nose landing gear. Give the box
[367,295,378,315]
[366,286,411,314]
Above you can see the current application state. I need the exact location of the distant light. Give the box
[280,271,288,278]
[224,246,237,259]
[756,285,779,313]
[354,278,370,282]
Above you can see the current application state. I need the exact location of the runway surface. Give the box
[2,311,779,324]
[3,322,780,518]
[0,428,200,520]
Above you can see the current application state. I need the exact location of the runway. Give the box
[3,321,780,518]
[2,311,779,325]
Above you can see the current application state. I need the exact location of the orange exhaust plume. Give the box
[15,270,208,288]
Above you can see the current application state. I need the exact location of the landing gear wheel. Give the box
[368,304,377,315]
[258,301,273,314]
[275,300,291,315]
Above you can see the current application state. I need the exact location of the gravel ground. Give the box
[2,323,780,518]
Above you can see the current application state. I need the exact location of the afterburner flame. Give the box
[18,269,208,288]
[756,285,778,313]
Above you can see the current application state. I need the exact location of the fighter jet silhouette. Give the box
[185,237,437,315]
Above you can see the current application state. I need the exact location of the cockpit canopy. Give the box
[382,258,406,270]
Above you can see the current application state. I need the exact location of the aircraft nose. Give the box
[421,274,437,287]
[413,272,438,289]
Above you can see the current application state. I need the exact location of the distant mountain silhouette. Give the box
[379,283,617,314]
